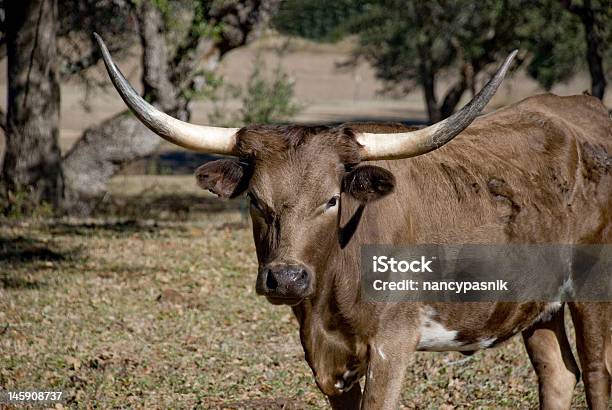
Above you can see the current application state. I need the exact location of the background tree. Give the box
[0,0,280,215]
[274,0,609,123]
[63,0,280,215]
[3,0,63,208]
[560,0,610,99]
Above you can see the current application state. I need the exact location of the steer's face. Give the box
[195,126,395,305]
[248,139,344,305]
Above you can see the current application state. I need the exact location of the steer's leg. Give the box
[360,333,415,410]
[328,385,362,410]
[568,302,612,410]
[522,305,580,410]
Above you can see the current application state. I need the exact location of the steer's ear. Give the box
[195,159,251,199]
[342,165,395,202]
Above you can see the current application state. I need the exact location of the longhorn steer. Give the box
[95,33,612,409]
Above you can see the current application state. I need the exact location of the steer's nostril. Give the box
[266,269,278,291]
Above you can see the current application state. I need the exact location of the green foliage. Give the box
[190,1,224,41]
[275,0,552,85]
[209,54,301,126]
[240,54,301,124]
[149,0,171,15]
[519,0,586,89]
[143,0,224,46]
[273,0,371,42]
[178,68,224,101]
[274,0,610,109]
[346,1,530,89]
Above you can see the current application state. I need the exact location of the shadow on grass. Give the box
[97,194,245,220]
[0,236,67,263]
[122,151,217,175]
[0,276,44,290]
[47,219,159,236]
[0,236,79,290]
[143,194,244,213]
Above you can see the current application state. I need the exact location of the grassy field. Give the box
[0,177,589,409]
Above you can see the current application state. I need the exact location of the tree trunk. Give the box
[420,61,471,123]
[561,0,607,99]
[2,0,62,209]
[438,61,477,120]
[439,78,468,121]
[579,2,606,99]
[418,55,441,124]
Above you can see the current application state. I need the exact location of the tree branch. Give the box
[170,0,281,93]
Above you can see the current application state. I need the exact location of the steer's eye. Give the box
[325,195,339,210]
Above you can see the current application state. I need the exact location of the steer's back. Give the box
[376,93,612,245]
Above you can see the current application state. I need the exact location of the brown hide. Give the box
[235,94,612,404]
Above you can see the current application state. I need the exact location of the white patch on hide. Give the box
[416,307,461,351]
[479,337,497,348]
[457,337,497,351]
[416,307,497,352]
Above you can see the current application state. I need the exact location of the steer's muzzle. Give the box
[256,263,313,304]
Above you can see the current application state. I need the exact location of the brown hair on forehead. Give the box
[234,124,363,165]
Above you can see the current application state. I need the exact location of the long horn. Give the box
[356,50,517,160]
[94,33,239,154]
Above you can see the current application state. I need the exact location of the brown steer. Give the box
[95,33,612,409]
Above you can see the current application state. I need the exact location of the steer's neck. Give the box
[295,158,446,377]
[330,182,416,330]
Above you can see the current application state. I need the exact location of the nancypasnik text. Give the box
[370,255,508,294]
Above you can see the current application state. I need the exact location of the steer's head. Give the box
[205,125,394,305]
[94,33,515,306]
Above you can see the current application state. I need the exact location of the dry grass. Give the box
[0,177,589,409]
